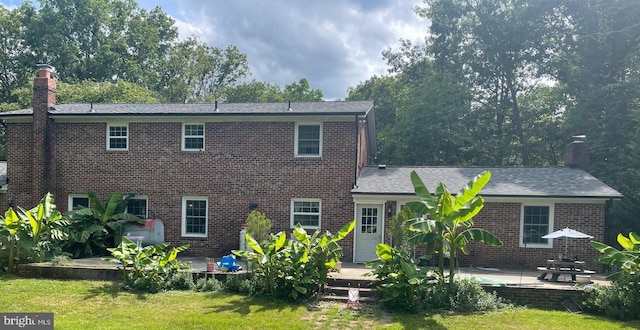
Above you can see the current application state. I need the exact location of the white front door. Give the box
[355,204,383,263]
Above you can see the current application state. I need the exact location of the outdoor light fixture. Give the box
[249,203,258,209]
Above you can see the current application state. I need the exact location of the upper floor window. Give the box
[126,196,148,219]
[183,124,204,151]
[107,124,128,150]
[520,204,554,248]
[291,199,321,229]
[68,194,89,211]
[182,197,208,237]
[295,123,322,157]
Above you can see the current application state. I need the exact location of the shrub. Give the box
[366,244,434,312]
[245,210,272,244]
[165,270,196,291]
[423,279,509,313]
[582,272,640,320]
[104,237,190,293]
[195,277,223,292]
[223,274,254,295]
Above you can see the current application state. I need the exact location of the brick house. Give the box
[351,154,623,269]
[0,65,622,268]
[0,65,375,259]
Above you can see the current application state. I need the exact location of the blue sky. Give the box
[1,0,427,100]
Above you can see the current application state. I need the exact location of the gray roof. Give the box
[0,101,374,117]
[352,166,623,199]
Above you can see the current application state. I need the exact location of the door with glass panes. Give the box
[355,204,382,263]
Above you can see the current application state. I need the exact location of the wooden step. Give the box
[320,294,378,304]
[324,285,376,297]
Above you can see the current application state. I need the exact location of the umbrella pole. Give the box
[564,239,568,259]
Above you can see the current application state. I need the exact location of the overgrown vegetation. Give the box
[233,220,355,301]
[64,192,144,257]
[584,232,640,320]
[366,170,506,313]
[104,237,191,293]
[0,193,68,271]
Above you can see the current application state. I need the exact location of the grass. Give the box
[0,277,639,329]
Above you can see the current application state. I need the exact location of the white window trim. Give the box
[520,202,554,248]
[182,123,205,151]
[106,123,129,151]
[68,194,90,211]
[294,123,323,157]
[182,196,208,237]
[290,198,322,229]
[126,195,148,219]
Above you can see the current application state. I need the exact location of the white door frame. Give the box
[353,201,386,263]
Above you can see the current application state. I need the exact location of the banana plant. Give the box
[405,170,503,285]
[233,231,288,295]
[591,232,640,281]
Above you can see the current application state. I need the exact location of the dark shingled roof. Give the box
[352,166,623,198]
[0,101,374,117]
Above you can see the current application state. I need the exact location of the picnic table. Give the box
[537,259,595,282]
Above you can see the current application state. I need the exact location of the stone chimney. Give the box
[564,135,589,171]
[32,64,56,203]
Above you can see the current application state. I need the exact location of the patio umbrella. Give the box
[542,227,593,258]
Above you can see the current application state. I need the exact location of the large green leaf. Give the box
[456,228,503,255]
[410,171,435,209]
[273,232,286,251]
[376,243,394,261]
[246,233,264,256]
[455,170,491,208]
[334,220,355,241]
[293,226,309,244]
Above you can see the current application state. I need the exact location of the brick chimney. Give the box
[32,64,56,204]
[564,135,589,171]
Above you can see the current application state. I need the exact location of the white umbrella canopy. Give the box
[542,227,594,258]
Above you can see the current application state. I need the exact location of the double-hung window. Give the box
[291,199,321,229]
[126,196,148,219]
[182,197,208,237]
[295,123,322,157]
[520,204,554,247]
[183,124,204,151]
[107,124,128,150]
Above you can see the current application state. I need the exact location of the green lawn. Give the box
[0,277,638,329]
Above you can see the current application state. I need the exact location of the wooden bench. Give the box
[537,267,596,282]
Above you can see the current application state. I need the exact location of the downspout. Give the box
[353,115,358,188]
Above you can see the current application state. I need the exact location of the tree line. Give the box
[1,0,639,243]
[0,0,323,108]
[346,0,640,243]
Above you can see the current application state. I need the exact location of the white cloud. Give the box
[5,0,429,100]
[164,0,428,100]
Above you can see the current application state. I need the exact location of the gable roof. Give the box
[0,101,374,117]
[352,166,623,199]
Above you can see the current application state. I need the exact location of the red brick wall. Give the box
[7,123,34,207]
[457,202,605,270]
[8,119,364,259]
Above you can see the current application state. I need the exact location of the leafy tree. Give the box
[0,5,33,105]
[405,170,503,284]
[282,78,323,101]
[223,80,284,102]
[410,0,566,166]
[557,0,640,243]
[20,0,178,85]
[159,36,250,103]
